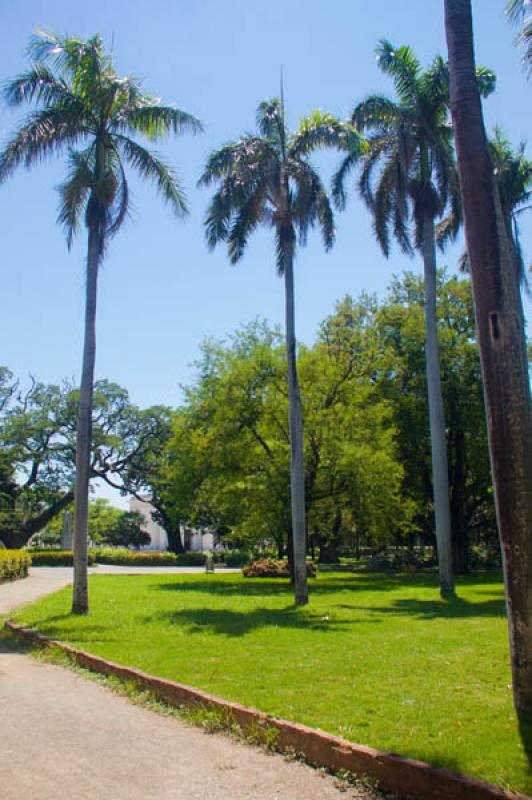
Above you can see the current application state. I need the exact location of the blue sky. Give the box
[1,0,530,415]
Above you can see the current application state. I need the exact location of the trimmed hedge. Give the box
[29,551,97,567]
[93,548,207,567]
[0,550,32,581]
[221,549,251,567]
[243,558,317,578]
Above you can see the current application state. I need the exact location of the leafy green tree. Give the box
[333,40,494,596]
[0,32,202,613]
[101,510,150,549]
[445,0,532,714]
[162,320,410,562]
[0,371,167,549]
[86,498,123,544]
[199,98,350,605]
[375,272,494,571]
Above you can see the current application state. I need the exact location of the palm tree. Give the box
[445,0,532,716]
[332,41,495,597]
[489,128,531,287]
[199,99,353,605]
[455,128,531,289]
[506,0,532,77]
[0,32,203,613]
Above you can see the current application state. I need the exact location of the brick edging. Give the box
[4,620,529,800]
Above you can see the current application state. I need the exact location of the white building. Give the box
[129,498,217,552]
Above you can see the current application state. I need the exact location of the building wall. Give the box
[128,499,217,552]
[129,499,168,550]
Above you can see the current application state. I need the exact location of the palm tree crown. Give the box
[0,31,203,255]
[199,98,338,268]
[490,127,531,277]
[333,39,495,255]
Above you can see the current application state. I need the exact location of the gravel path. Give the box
[0,569,377,800]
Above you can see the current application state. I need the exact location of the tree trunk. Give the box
[283,241,309,606]
[166,521,184,554]
[422,212,455,595]
[72,225,101,615]
[450,424,469,574]
[445,0,532,715]
[1,489,74,549]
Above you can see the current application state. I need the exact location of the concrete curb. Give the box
[4,620,529,800]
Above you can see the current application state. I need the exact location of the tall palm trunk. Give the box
[72,224,101,614]
[422,212,455,596]
[282,233,309,606]
[445,0,532,715]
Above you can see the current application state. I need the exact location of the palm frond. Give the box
[375,40,420,106]
[119,104,203,140]
[227,184,267,264]
[256,98,283,141]
[289,158,335,250]
[371,154,399,257]
[56,146,94,248]
[2,65,76,108]
[291,111,364,156]
[204,191,232,250]
[29,31,108,87]
[332,150,363,211]
[357,134,398,209]
[475,66,497,97]
[105,148,130,238]
[351,94,402,132]
[506,0,532,74]
[116,134,187,217]
[0,107,88,182]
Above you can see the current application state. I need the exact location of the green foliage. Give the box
[29,550,96,566]
[0,549,31,580]
[163,317,409,557]
[373,271,495,567]
[92,548,206,566]
[0,372,171,549]
[243,559,317,578]
[366,548,435,573]
[221,549,251,567]
[98,510,151,549]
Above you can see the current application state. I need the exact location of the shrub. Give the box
[243,559,317,578]
[0,549,32,581]
[366,548,434,573]
[29,550,96,566]
[92,548,207,567]
[469,544,502,570]
[222,549,251,567]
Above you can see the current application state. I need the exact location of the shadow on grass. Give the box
[4,613,119,644]
[143,605,361,637]
[340,594,506,620]
[152,573,438,598]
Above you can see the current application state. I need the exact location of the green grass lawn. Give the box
[10,571,531,794]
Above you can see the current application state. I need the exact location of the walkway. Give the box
[0,569,375,800]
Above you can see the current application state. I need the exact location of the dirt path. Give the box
[0,571,377,800]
